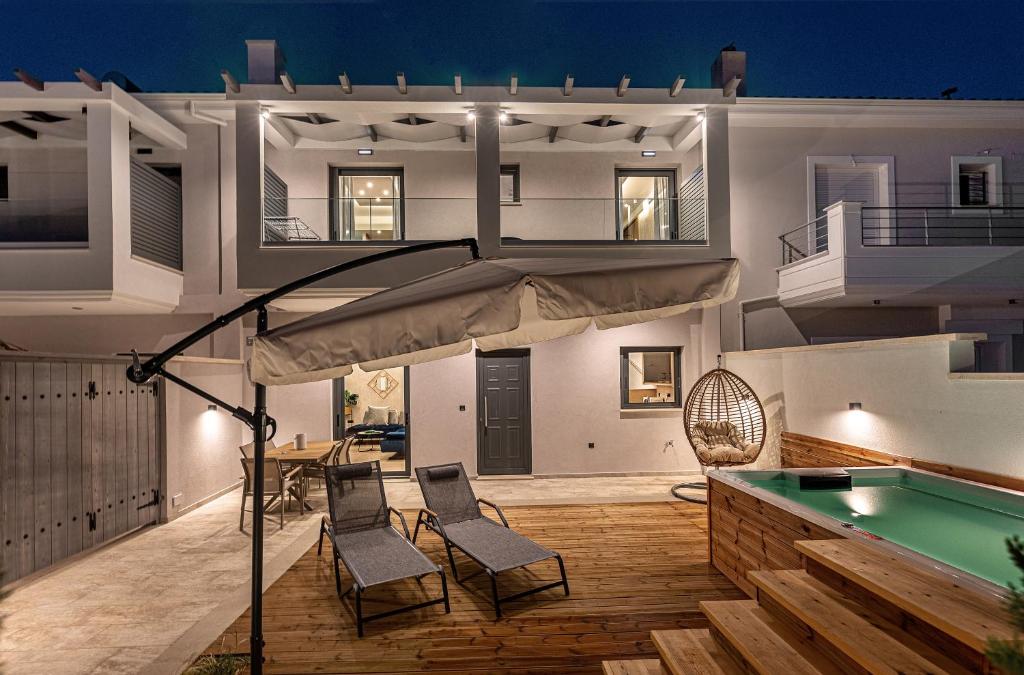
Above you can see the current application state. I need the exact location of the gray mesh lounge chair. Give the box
[317,461,450,637]
[413,462,569,618]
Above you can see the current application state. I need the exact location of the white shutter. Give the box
[814,165,880,216]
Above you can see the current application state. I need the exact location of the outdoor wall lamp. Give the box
[849,402,863,411]
[357,148,373,156]
[207,404,218,412]
[641,150,657,157]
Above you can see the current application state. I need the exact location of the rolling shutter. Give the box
[814,164,880,216]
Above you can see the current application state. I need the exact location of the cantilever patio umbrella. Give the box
[127,239,738,673]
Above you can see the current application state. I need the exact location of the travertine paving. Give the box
[0,474,699,674]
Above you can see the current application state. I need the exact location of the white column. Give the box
[87,101,129,285]
[702,107,731,258]
[474,104,501,256]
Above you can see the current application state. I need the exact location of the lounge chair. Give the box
[413,462,569,618]
[317,461,450,636]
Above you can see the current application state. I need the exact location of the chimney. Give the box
[712,43,746,96]
[246,39,285,85]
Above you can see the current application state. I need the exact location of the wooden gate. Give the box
[0,354,164,585]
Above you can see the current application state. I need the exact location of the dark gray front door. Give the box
[476,350,531,475]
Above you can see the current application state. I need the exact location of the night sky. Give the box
[3,1,1024,99]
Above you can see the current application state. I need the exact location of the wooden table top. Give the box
[266,440,334,463]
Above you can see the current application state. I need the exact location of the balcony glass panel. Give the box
[499,198,707,243]
[0,198,88,246]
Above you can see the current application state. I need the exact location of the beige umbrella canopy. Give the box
[250,257,740,386]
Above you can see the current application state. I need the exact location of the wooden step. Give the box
[602,659,665,675]
[651,628,742,675]
[699,600,839,674]
[796,539,1014,654]
[750,568,972,675]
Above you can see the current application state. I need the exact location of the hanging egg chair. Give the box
[672,357,766,503]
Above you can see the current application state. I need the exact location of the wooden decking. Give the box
[207,501,745,673]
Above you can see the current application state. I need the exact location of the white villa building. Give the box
[2,40,1023,587]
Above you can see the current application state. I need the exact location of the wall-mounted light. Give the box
[499,112,508,122]
[207,404,218,412]
[696,111,705,122]
[641,150,657,158]
[357,148,373,156]
[260,110,271,120]
[848,402,862,411]
[466,110,476,121]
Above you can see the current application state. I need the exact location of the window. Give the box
[331,365,410,476]
[807,156,894,251]
[616,169,678,240]
[330,167,404,241]
[619,347,682,409]
[0,166,7,200]
[500,164,520,203]
[951,156,1002,207]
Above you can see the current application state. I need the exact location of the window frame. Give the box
[615,168,679,241]
[500,164,521,204]
[950,155,1003,209]
[0,165,8,200]
[618,346,683,410]
[328,166,406,242]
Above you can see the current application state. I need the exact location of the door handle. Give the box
[483,397,489,433]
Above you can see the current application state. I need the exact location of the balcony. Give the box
[777,201,1024,307]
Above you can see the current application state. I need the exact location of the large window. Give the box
[619,347,682,409]
[616,169,678,240]
[331,167,404,241]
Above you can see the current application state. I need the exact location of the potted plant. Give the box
[987,535,1024,673]
[343,389,358,417]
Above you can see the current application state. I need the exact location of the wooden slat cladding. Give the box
[0,355,164,585]
[781,431,1024,492]
[707,477,840,599]
[780,431,909,469]
[206,502,746,674]
[130,159,183,271]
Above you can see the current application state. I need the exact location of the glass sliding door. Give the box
[331,365,410,476]
[331,167,404,241]
[616,169,678,241]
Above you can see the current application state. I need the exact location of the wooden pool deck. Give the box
[206,501,745,673]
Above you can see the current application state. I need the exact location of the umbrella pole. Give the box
[250,306,269,674]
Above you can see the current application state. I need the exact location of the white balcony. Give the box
[777,201,1024,307]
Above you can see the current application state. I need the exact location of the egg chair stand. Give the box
[673,357,766,504]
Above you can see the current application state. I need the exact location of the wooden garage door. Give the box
[0,356,163,585]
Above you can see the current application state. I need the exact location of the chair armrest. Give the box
[417,508,448,539]
[477,498,509,528]
[284,464,304,481]
[388,506,411,539]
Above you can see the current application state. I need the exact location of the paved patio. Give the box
[0,474,700,674]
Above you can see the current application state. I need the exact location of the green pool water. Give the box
[737,469,1024,589]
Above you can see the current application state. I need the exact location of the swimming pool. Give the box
[727,467,1024,589]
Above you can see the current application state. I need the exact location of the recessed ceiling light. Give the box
[499,112,508,122]
[261,110,271,120]
[696,111,705,122]
[383,190,389,196]
[466,111,476,120]
[357,148,373,156]
[375,196,381,202]
[358,189,365,196]
[641,150,657,158]
[71,306,84,311]
[367,181,374,188]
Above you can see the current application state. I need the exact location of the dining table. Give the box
[266,440,334,510]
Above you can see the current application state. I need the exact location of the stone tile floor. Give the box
[0,474,699,674]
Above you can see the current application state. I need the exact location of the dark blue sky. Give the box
[3,1,1024,99]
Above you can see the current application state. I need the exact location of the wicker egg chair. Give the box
[673,358,766,503]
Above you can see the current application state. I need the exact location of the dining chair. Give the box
[239,438,277,458]
[304,436,355,494]
[239,457,305,531]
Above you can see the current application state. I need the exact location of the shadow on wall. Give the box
[752,391,785,470]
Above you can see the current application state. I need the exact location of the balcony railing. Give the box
[0,198,89,247]
[262,197,476,244]
[861,206,1024,246]
[501,198,708,244]
[779,214,828,265]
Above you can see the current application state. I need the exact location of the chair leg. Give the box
[556,554,570,596]
[355,587,364,638]
[443,540,460,583]
[488,570,501,619]
[239,487,247,531]
[439,568,451,614]
[317,518,327,556]
[333,552,342,598]
[412,513,423,543]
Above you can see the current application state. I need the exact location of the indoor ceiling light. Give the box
[367,181,374,188]
[358,189,365,196]
[375,197,381,202]
[383,190,389,196]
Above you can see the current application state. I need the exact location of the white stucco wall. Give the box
[725,336,1024,478]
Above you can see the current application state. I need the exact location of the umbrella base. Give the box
[671,480,708,504]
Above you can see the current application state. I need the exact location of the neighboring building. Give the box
[1,40,1023,513]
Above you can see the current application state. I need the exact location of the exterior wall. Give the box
[725,336,1024,479]
[162,360,247,518]
[726,123,1024,351]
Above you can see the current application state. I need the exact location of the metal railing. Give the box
[0,198,89,246]
[862,206,1024,246]
[779,213,828,265]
